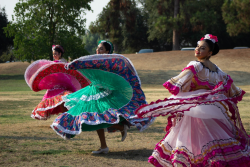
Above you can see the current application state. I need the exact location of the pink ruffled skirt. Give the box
[145,90,250,166]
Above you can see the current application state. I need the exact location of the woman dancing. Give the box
[136,34,250,166]
[52,45,67,63]
[25,45,90,120]
[51,40,155,154]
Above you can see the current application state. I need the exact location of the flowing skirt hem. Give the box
[31,91,71,120]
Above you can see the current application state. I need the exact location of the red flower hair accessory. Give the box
[52,45,65,53]
[198,34,218,45]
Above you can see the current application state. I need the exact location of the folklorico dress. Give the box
[135,61,250,167]
[25,60,90,120]
[51,54,155,139]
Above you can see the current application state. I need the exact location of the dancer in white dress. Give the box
[136,34,250,166]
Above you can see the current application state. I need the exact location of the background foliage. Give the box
[0,8,14,63]
[2,0,250,59]
[4,0,92,62]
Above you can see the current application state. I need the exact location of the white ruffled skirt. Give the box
[137,90,250,167]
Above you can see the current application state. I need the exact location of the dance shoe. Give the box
[121,125,129,142]
[92,147,109,154]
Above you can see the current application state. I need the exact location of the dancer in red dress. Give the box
[25,45,89,120]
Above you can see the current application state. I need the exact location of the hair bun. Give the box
[212,42,219,56]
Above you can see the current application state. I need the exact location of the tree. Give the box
[82,31,102,54]
[89,0,123,53]
[0,46,14,63]
[173,0,180,50]
[90,0,162,53]
[121,0,149,53]
[141,0,245,50]
[181,0,233,48]
[222,0,250,36]
[0,7,14,62]
[139,0,186,50]
[181,0,250,49]
[4,0,92,62]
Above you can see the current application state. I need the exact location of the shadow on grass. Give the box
[93,148,152,161]
[0,75,24,80]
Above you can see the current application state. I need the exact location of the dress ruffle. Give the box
[51,54,155,139]
[149,143,250,167]
[31,90,71,120]
[148,114,250,167]
[136,60,249,166]
[25,60,90,120]
[136,87,245,119]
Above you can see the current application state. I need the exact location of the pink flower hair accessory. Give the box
[197,34,218,45]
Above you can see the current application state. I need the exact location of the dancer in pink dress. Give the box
[136,34,250,166]
[25,45,90,120]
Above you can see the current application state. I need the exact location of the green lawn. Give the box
[0,75,250,166]
[0,75,30,91]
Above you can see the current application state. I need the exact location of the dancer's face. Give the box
[53,50,61,60]
[195,40,212,61]
[96,43,109,54]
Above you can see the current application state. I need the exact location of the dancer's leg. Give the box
[110,124,124,131]
[59,103,68,113]
[110,124,127,141]
[96,129,108,149]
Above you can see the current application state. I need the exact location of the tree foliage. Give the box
[90,0,162,53]
[182,0,250,48]
[89,0,122,52]
[0,7,14,62]
[120,0,161,53]
[89,0,250,51]
[139,0,185,50]
[82,31,102,54]
[4,0,92,62]
[181,0,233,48]
[139,0,250,49]
[0,46,14,63]
[222,0,250,36]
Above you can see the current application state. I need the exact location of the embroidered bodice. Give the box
[163,61,242,99]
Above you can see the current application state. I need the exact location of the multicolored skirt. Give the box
[25,60,90,120]
[51,54,155,139]
[136,89,250,166]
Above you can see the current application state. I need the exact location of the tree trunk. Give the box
[172,0,180,50]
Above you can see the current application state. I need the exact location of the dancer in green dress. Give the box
[51,40,155,154]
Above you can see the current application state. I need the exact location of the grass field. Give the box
[1,49,250,166]
[0,80,170,167]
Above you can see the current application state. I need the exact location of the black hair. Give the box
[53,47,64,58]
[203,39,219,56]
[101,42,111,54]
